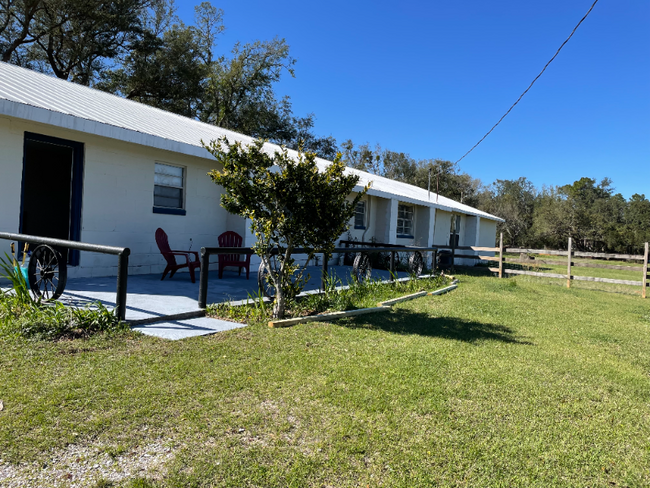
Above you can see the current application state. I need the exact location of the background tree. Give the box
[206,137,368,319]
[1,0,151,84]
[529,186,569,250]
[340,141,482,205]
[98,20,208,117]
[339,140,382,175]
[623,194,650,254]
[557,177,619,251]
[479,178,536,247]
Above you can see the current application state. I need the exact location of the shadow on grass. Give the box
[343,309,534,345]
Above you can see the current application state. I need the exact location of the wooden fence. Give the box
[341,234,649,298]
[475,234,649,298]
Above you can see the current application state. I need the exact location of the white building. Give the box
[0,62,503,279]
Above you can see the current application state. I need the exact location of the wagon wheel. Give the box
[352,252,372,282]
[408,251,424,276]
[28,244,67,300]
[257,255,299,299]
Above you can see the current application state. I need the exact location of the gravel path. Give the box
[0,439,175,487]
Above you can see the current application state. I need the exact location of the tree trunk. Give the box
[272,288,285,319]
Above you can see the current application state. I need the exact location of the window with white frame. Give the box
[396,204,414,237]
[154,162,184,210]
[354,201,366,229]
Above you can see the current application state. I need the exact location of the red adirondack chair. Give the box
[218,231,251,279]
[155,228,201,283]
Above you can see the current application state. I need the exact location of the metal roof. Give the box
[0,62,502,222]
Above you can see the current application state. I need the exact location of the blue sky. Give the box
[177,0,649,198]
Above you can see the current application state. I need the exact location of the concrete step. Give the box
[131,316,246,340]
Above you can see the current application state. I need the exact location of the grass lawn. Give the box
[1,272,650,487]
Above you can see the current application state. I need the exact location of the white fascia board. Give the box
[352,184,503,222]
[0,99,213,160]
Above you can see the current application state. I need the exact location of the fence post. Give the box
[642,242,648,299]
[390,251,395,282]
[432,249,437,276]
[115,249,130,321]
[567,237,572,288]
[498,233,504,278]
[198,248,209,309]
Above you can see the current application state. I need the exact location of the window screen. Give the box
[354,201,366,228]
[397,204,414,236]
[154,163,184,209]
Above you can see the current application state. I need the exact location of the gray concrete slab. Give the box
[131,316,246,340]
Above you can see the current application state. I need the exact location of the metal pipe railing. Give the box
[0,232,130,320]
[198,245,439,308]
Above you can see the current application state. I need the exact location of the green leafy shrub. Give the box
[0,295,126,340]
[0,252,31,305]
[0,253,126,340]
[206,137,368,319]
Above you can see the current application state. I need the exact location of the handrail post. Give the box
[567,237,572,288]
[321,253,328,291]
[115,248,130,321]
[451,231,457,273]
[498,233,504,278]
[642,242,648,299]
[390,251,395,282]
[198,247,209,309]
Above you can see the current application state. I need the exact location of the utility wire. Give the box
[455,0,600,164]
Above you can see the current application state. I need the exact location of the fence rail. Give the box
[482,235,648,298]
[506,248,645,261]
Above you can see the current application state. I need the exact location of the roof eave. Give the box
[0,98,214,160]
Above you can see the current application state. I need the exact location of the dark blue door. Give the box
[19,132,84,266]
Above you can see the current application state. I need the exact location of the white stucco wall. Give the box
[464,216,478,247]
[344,193,377,243]
[371,197,391,244]
[432,210,453,246]
[0,117,23,241]
[0,117,236,278]
[479,219,498,248]
[413,205,430,247]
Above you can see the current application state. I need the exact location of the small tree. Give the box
[206,137,368,318]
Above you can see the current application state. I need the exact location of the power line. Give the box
[455,0,600,165]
